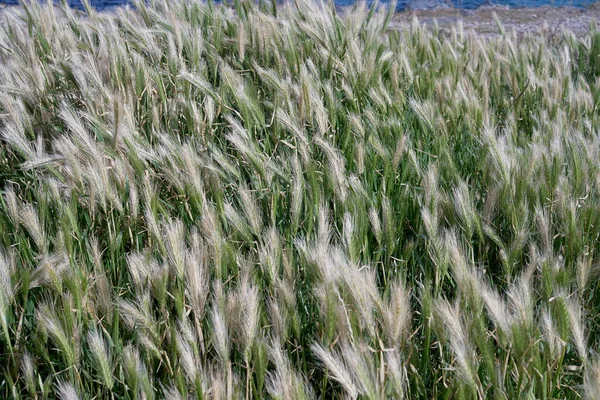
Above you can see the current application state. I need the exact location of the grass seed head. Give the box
[87,329,114,389]
[55,381,80,400]
[311,342,359,399]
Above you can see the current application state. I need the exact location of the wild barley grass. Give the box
[1,0,600,398]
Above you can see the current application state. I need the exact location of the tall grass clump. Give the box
[1,0,600,398]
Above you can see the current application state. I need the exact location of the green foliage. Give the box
[0,1,599,398]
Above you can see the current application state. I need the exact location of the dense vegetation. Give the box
[2,0,600,398]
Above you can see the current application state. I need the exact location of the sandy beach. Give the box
[391,3,600,37]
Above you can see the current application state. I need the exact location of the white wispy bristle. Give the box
[311,342,358,399]
[212,304,230,364]
[55,381,80,400]
[87,330,114,389]
[435,299,477,386]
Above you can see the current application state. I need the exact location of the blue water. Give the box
[0,0,597,11]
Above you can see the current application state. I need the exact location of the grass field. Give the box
[1,0,600,398]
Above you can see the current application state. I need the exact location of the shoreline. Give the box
[1,2,599,37]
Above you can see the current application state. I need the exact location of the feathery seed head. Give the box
[267,342,314,399]
[176,323,199,382]
[386,349,407,398]
[55,381,80,400]
[211,304,230,364]
[2,186,19,224]
[584,354,600,400]
[311,342,358,399]
[87,330,114,389]
[21,351,35,393]
[164,386,185,400]
[566,295,587,361]
[0,249,14,317]
[480,284,514,337]
[185,234,210,320]
[435,299,477,386]
[20,203,47,252]
[541,307,565,360]
[383,280,411,347]
[164,219,186,279]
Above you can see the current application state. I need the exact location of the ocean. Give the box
[0,0,597,12]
